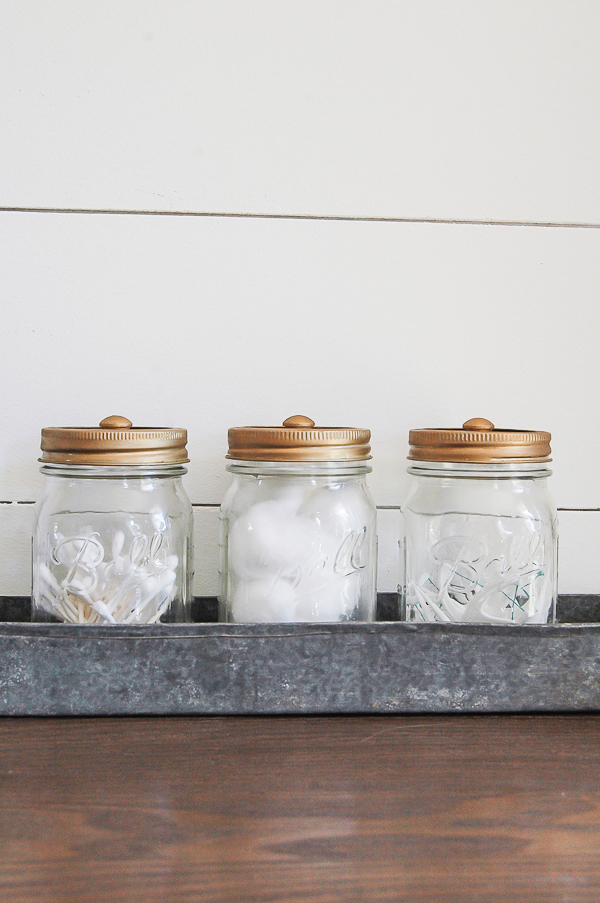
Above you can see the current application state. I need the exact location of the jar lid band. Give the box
[408,418,551,463]
[227,415,371,462]
[40,415,189,465]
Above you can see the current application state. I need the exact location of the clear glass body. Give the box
[402,462,558,625]
[33,464,193,624]
[220,460,377,622]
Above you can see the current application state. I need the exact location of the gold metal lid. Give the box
[40,415,189,465]
[408,418,551,463]
[227,414,371,462]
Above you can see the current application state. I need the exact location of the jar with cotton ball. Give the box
[220,415,377,623]
[32,415,193,624]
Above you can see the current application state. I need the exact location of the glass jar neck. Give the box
[407,460,552,479]
[39,463,187,479]
[226,459,372,477]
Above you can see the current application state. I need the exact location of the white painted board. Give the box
[1,212,598,508]
[0,1,599,223]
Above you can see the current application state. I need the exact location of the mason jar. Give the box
[33,415,193,624]
[220,415,377,622]
[402,418,557,625]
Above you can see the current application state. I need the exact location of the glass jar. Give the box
[220,415,377,622]
[33,415,193,624]
[402,418,557,625]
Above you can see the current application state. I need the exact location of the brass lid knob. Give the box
[282,415,316,428]
[463,418,494,431]
[99,415,133,430]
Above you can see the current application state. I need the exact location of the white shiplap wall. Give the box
[0,1,599,597]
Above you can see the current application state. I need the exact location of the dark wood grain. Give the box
[0,715,599,901]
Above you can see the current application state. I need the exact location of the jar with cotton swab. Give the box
[32,415,193,624]
[402,418,557,625]
[220,415,377,623]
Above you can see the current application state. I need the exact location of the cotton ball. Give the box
[231,579,298,623]
[298,484,373,537]
[267,482,308,512]
[226,479,307,519]
[228,500,317,579]
[224,479,264,519]
[288,527,338,582]
[294,572,361,622]
[291,529,362,619]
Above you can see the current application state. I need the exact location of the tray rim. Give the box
[1,619,600,638]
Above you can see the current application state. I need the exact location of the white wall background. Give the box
[1,0,599,596]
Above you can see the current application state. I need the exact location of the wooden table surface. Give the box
[0,715,599,902]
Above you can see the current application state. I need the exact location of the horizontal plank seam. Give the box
[1,207,599,229]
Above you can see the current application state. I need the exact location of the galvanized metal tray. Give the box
[0,595,598,716]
